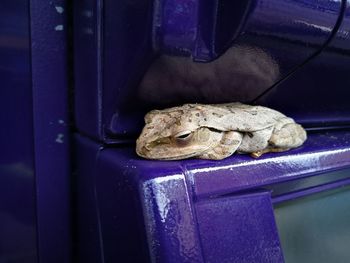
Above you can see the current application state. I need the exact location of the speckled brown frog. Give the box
[136,103,307,160]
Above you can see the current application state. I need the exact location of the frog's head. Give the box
[136,105,224,160]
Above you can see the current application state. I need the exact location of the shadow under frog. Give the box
[138,45,280,105]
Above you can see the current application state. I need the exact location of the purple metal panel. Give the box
[189,131,350,199]
[139,173,203,262]
[107,0,344,137]
[73,130,350,262]
[74,0,155,139]
[155,0,341,61]
[138,0,343,114]
[330,0,350,50]
[74,134,151,262]
[196,192,284,262]
[74,0,103,139]
[257,0,350,126]
[0,0,38,261]
[153,0,199,54]
[74,135,104,263]
[94,144,151,262]
[102,0,154,138]
[92,146,205,262]
[74,0,348,140]
[93,140,202,262]
[73,1,350,261]
[273,176,350,203]
[30,0,71,262]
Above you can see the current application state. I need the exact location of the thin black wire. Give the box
[251,0,348,104]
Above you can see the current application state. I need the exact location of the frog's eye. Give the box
[174,131,193,145]
[174,130,192,139]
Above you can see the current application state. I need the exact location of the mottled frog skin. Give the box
[136,103,307,160]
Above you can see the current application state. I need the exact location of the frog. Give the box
[136,103,307,160]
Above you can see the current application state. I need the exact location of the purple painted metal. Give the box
[102,0,154,138]
[74,136,104,263]
[74,0,154,139]
[273,176,350,203]
[0,1,38,262]
[75,0,347,140]
[30,0,71,262]
[330,0,350,50]
[189,130,350,199]
[196,192,284,262]
[155,0,342,61]
[155,0,343,73]
[94,154,152,262]
[74,129,350,262]
[72,0,350,262]
[75,135,151,263]
[153,0,199,55]
[4,0,350,261]
[139,172,203,262]
[257,0,350,126]
[156,0,341,61]
[74,0,103,139]
[145,0,347,120]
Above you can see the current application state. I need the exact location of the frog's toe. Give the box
[250,151,264,158]
[250,147,291,158]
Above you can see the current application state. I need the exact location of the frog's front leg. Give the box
[198,131,243,160]
[238,126,274,154]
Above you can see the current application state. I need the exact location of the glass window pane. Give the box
[274,185,350,263]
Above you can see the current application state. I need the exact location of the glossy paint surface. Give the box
[30,0,71,262]
[74,0,155,139]
[103,0,155,138]
[188,130,350,199]
[0,1,37,261]
[258,0,350,126]
[75,0,348,140]
[72,0,350,262]
[74,130,350,262]
[154,0,199,55]
[140,0,343,108]
[139,173,203,262]
[74,136,104,263]
[196,192,283,262]
[0,0,71,261]
[74,0,103,139]
[156,0,341,60]
[75,135,151,263]
[95,147,151,263]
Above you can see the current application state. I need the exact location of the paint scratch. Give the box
[55,25,64,31]
[55,133,64,143]
[55,6,64,14]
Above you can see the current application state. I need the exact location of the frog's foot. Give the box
[270,123,307,149]
[250,147,290,158]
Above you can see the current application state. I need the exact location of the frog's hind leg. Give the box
[269,122,307,149]
[198,131,243,160]
[250,120,307,158]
